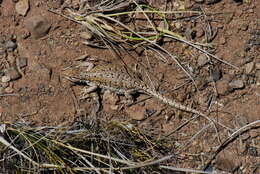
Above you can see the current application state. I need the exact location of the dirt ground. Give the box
[0,0,259,173]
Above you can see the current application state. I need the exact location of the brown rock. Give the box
[216,79,230,95]
[25,16,51,39]
[125,104,146,120]
[244,62,255,74]
[80,31,92,40]
[15,0,30,16]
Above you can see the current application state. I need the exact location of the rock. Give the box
[25,16,51,39]
[229,79,245,89]
[216,80,230,95]
[15,0,30,16]
[125,104,146,120]
[5,40,17,51]
[255,62,260,70]
[210,67,222,82]
[4,67,21,81]
[1,75,11,83]
[80,31,92,40]
[219,36,226,45]
[244,62,254,74]
[197,54,209,66]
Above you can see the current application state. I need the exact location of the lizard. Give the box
[63,62,209,118]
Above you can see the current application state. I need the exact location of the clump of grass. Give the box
[0,122,172,173]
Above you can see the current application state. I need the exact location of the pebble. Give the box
[5,40,17,51]
[244,62,254,74]
[229,79,245,89]
[5,67,21,81]
[25,16,51,39]
[255,62,260,70]
[1,75,11,83]
[216,80,230,95]
[197,54,209,66]
[80,31,92,40]
[15,0,29,16]
[219,36,226,45]
[125,104,146,120]
[210,67,222,82]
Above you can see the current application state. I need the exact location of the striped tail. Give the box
[148,90,207,117]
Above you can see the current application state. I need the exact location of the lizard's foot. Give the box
[80,86,98,99]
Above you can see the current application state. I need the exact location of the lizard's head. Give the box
[62,62,93,84]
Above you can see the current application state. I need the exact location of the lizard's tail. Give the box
[149,90,207,117]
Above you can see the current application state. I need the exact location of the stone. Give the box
[5,40,17,51]
[80,31,92,40]
[219,36,226,45]
[229,79,245,89]
[244,62,254,74]
[125,104,146,120]
[255,62,260,70]
[216,80,230,95]
[197,54,209,66]
[210,67,222,82]
[15,0,30,16]
[25,16,51,39]
[1,75,11,83]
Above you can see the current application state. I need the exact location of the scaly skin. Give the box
[64,63,208,117]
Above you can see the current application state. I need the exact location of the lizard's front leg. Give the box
[80,85,98,99]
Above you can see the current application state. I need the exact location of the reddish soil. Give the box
[0,0,259,173]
